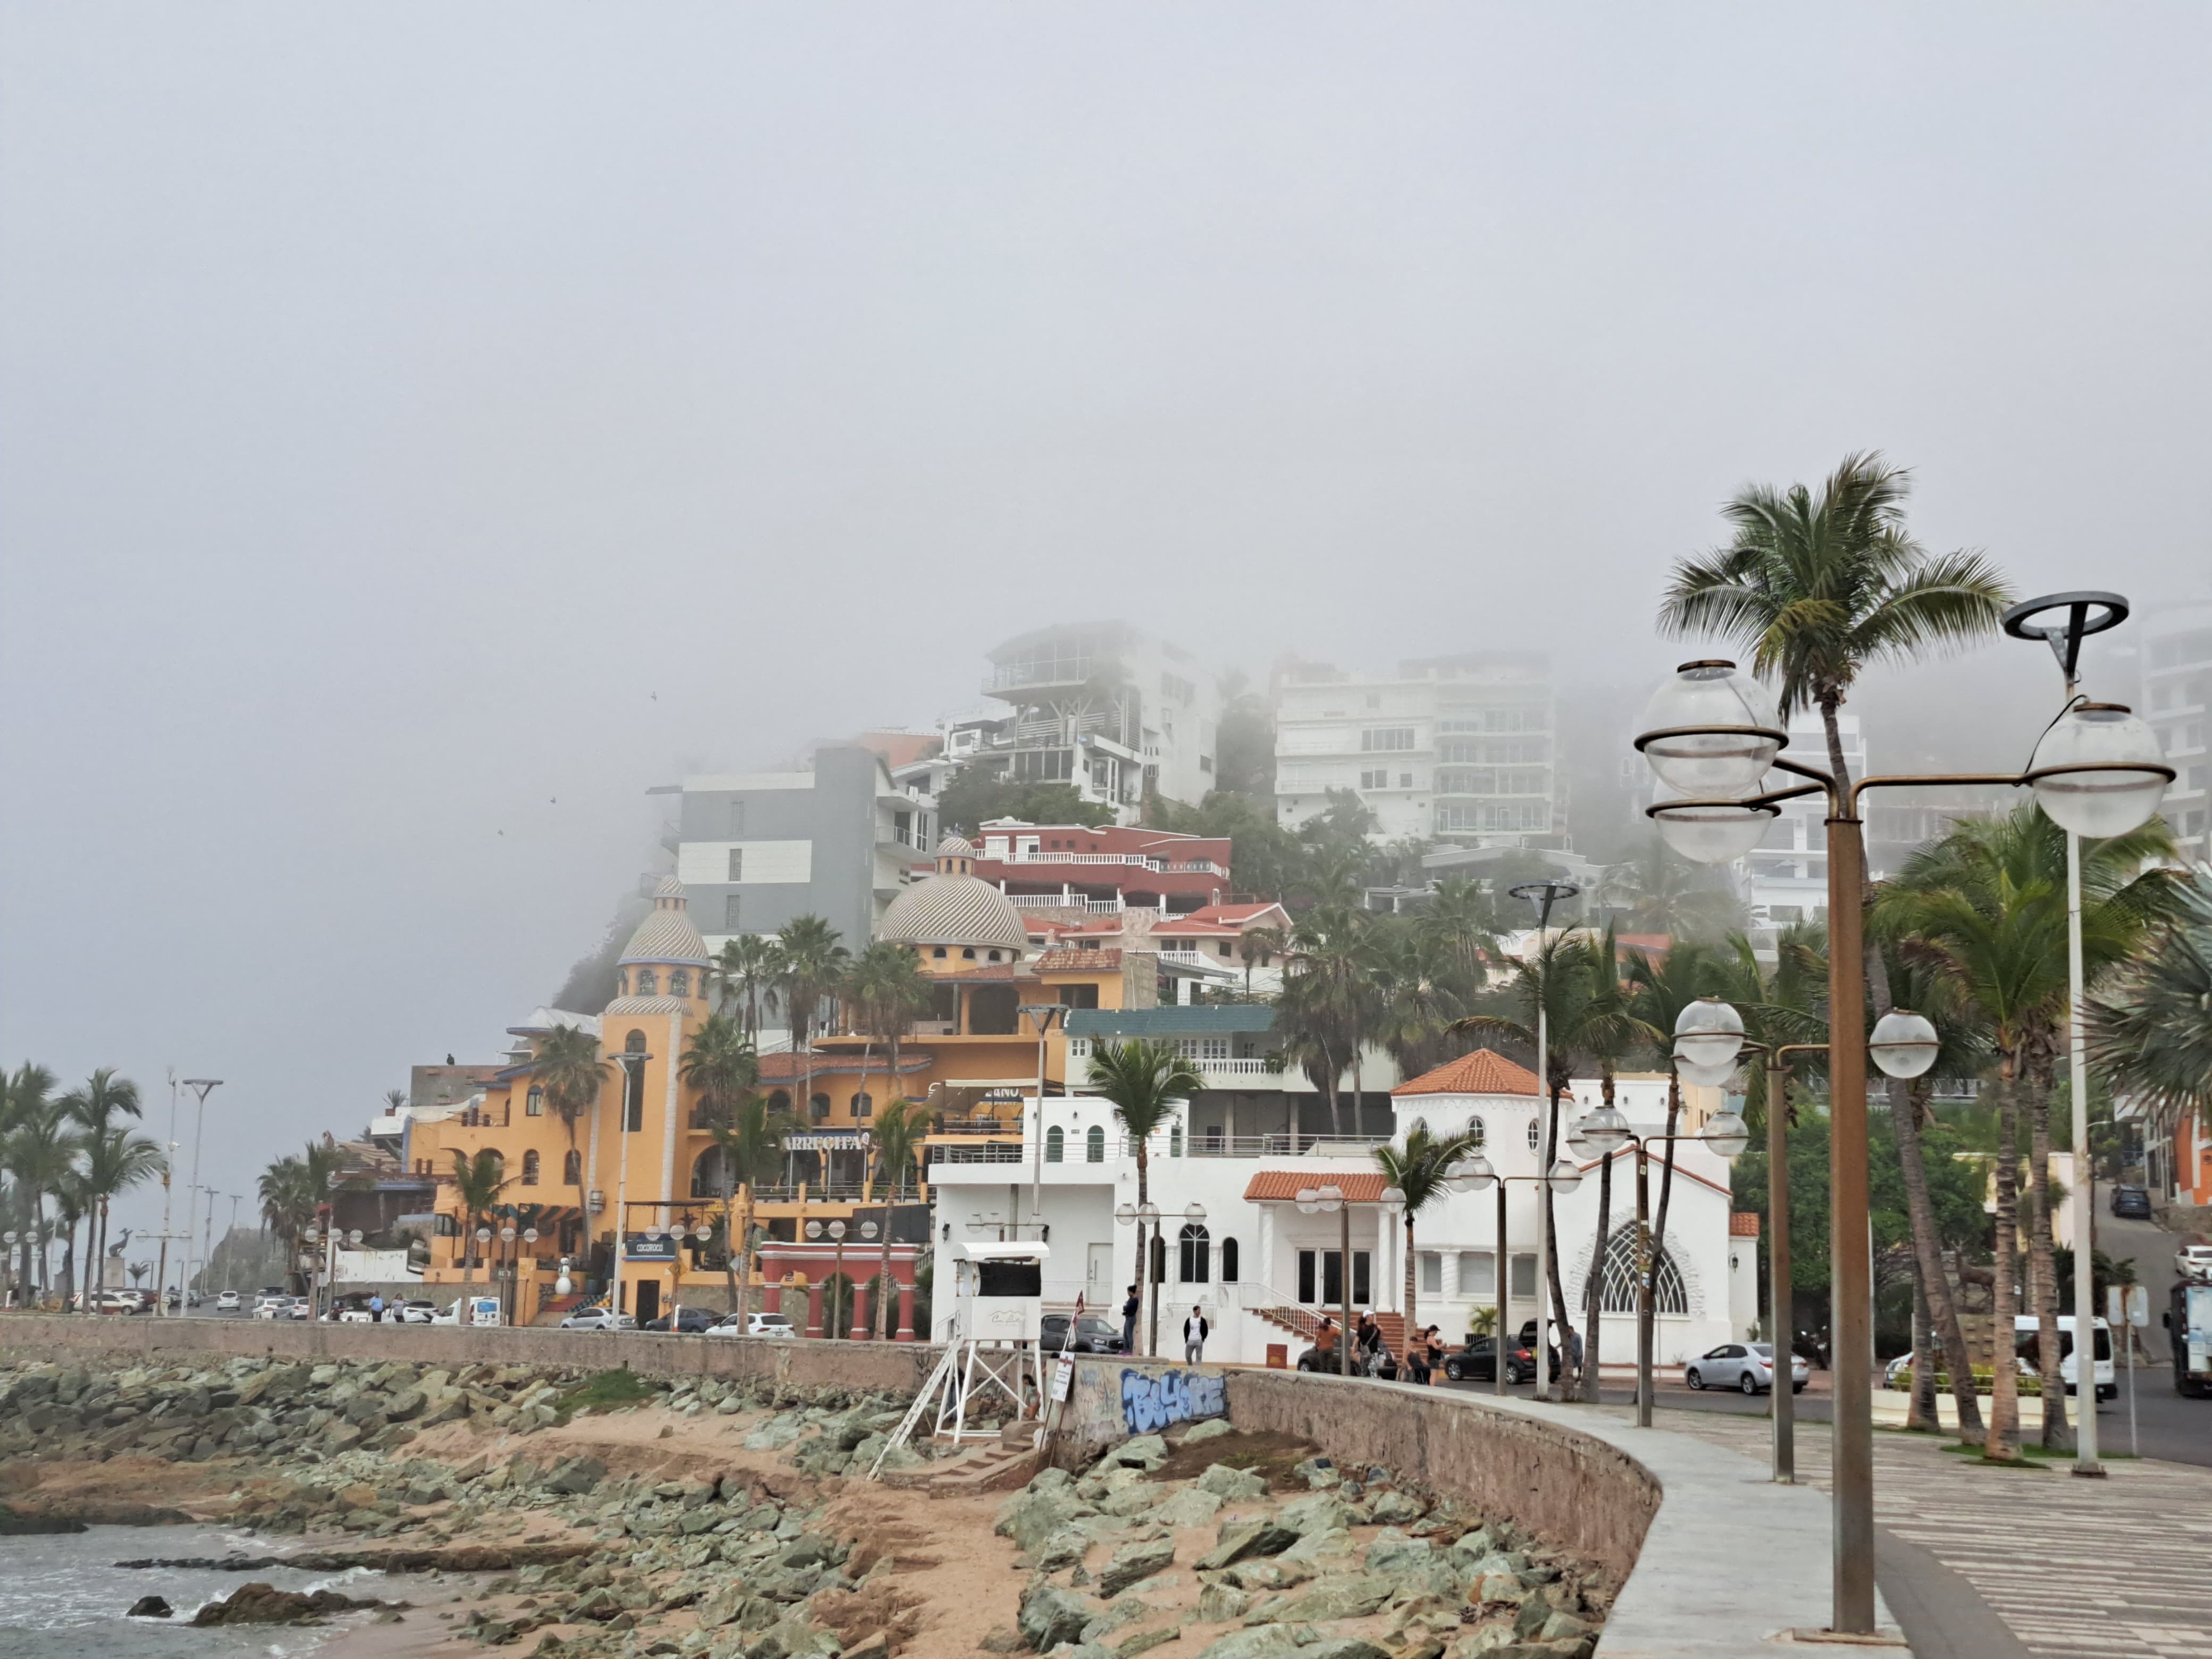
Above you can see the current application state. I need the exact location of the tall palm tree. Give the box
[2090,915,2212,1152]
[1413,878,1497,1003]
[82,1126,163,1298]
[1573,926,1641,1400]
[1372,1118,1474,1336]
[776,916,850,1127]
[867,1097,927,1338]
[705,1085,793,1330]
[447,1149,514,1286]
[60,1069,141,1313]
[2,1065,65,1303]
[680,1013,759,1306]
[710,934,784,1039]
[1087,1039,1203,1357]
[843,941,935,1119]
[1371,926,1464,1084]
[1281,908,1378,1136]
[1660,449,2013,1440]
[531,1023,608,1252]
[1236,925,1286,999]
[1597,840,1744,942]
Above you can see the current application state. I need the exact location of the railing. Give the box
[1158,950,1233,973]
[933,1143,1025,1164]
[932,1116,1026,1135]
[1185,1133,1389,1158]
[985,658,1100,691]
[1194,1058,1281,1076]
[993,851,1163,868]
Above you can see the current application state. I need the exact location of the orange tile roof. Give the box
[1242,1171,1394,1203]
[1730,1212,1762,1237]
[1035,948,1122,970]
[1394,1048,1541,1097]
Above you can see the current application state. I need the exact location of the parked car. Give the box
[1041,1313,1125,1354]
[1441,1335,1499,1382]
[2013,1314,2116,1401]
[708,1311,797,1338]
[1686,1342,1809,1395]
[288,1297,313,1319]
[337,1307,374,1323]
[2175,1244,2212,1279]
[252,1295,294,1320]
[395,1300,437,1323]
[214,1289,241,1313]
[643,1306,717,1335]
[430,1302,462,1326]
[2111,1185,2154,1219]
[559,1305,635,1333]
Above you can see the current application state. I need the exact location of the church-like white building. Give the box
[926,1042,1761,1368]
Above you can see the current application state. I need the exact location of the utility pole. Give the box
[156,1070,179,1317]
[179,1079,222,1306]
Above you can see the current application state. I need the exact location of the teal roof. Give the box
[1066,1006,1278,1037]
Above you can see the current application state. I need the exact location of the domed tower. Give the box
[879,835,1029,968]
[611,876,712,1006]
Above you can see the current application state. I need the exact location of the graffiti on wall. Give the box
[1120,1367,1227,1435]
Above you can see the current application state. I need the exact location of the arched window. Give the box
[636,968,658,996]
[1220,1237,1240,1281]
[692,1145,734,1199]
[1527,1117,1543,1153]
[768,1090,791,1114]
[1045,1126,1065,1163]
[1170,1125,1184,1157]
[669,969,690,997]
[625,1029,647,1053]
[563,1149,582,1185]
[1178,1222,1210,1283]
[521,1150,540,1186]
[851,1092,873,1119]
[1085,1125,1105,1163]
[1598,1227,1687,1315]
[933,946,947,959]
[484,1150,505,1180]
[810,1094,831,1123]
[525,1087,544,1117]
[1465,1116,1485,1148]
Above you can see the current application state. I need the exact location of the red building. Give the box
[968,818,1234,915]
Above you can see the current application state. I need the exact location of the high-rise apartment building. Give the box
[2141,596,2212,868]
[1274,653,1562,847]
[968,623,1221,822]
[651,745,932,953]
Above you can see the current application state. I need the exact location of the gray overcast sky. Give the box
[4,6,2209,1232]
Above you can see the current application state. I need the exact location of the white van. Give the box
[2014,1314,2116,1401]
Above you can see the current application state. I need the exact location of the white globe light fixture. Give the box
[1445,1155,1495,1194]
[1672,1052,1739,1089]
[2027,702,2171,839]
[1295,1187,1319,1214]
[1576,1105,1633,1158]
[1184,1202,1206,1224]
[1546,1161,1582,1194]
[1636,660,1786,797]
[1137,1201,1161,1227]
[1313,1184,1344,1214]
[1113,1202,1137,1227]
[1702,1109,1751,1160]
[1674,998,1747,1069]
[1650,795,1780,866]
[1379,1186,1406,1210]
[1868,1010,1941,1079]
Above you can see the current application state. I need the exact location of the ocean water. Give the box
[0,1524,391,1658]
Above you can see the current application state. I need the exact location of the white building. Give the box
[968,623,1223,823]
[927,1046,1755,1369]
[1274,653,1562,848]
[2141,595,2212,869]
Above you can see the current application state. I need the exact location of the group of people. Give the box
[1308,1313,1448,1381]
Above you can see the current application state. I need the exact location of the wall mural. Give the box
[1120,1366,1226,1434]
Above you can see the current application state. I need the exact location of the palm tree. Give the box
[1086,1039,1204,1357]
[448,1149,514,1285]
[680,1013,759,1306]
[1660,449,2013,1441]
[867,1097,927,1338]
[1236,924,1286,999]
[843,941,935,1118]
[531,1023,608,1252]
[1413,878,1496,1003]
[2090,916,2212,1153]
[2,1065,65,1303]
[59,1069,141,1313]
[708,1086,792,1330]
[1597,840,1744,942]
[776,916,850,1127]
[1372,1119,1474,1336]
[1573,925,1641,1400]
[82,1126,163,1300]
[1280,908,1378,1136]
[710,934,784,1039]
[1371,926,1464,1084]
[382,1087,408,1116]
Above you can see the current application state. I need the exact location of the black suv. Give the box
[643,1306,718,1334]
[1041,1313,1125,1353]
[2111,1185,2154,1219]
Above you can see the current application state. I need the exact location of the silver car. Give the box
[1686,1342,1808,1395]
[559,1306,635,1333]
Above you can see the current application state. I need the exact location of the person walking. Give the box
[1183,1305,1209,1364]
[368,1293,384,1324]
[1120,1284,1141,1355]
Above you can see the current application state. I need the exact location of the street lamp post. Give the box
[1635,656,2168,1633]
[178,1079,222,1310]
[1444,1154,1580,1394]
[1114,1200,1164,1356]
[1019,1004,1068,1227]
[1507,880,1580,1401]
[610,1051,652,1334]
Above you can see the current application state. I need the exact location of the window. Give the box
[1359,768,1390,790]
[521,1150,540,1186]
[767,1090,791,1113]
[563,1149,582,1185]
[1399,773,1413,789]
[1085,1125,1105,1163]
[1045,1125,1065,1163]
[851,1092,873,1119]
[1459,1251,1496,1296]
[1178,1223,1211,1283]
[669,969,689,998]
[1365,694,1381,709]
[1170,1125,1184,1157]
[1598,1227,1687,1314]
[1527,1118,1543,1152]
[727,848,743,881]
[1419,1252,1442,1295]
[1465,1116,1486,1149]
[526,1086,544,1117]
[1510,1253,1537,1297]
[933,945,947,959]
[636,968,658,996]
[810,1094,831,1124]
[1361,727,1415,752]
[623,1032,647,1132]
[962,947,976,960]
[1220,1237,1239,1281]
[728,802,745,837]
[616,971,628,995]
[724,894,742,930]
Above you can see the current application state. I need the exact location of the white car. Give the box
[253,1295,293,1320]
[337,1308,373,1323]
[2176,1244,2212,1281]
[1685,1342,1809,1395]
[395,1300,436,1323]
[430,1303,461,1325]
[559,1306,635,1333]
[214,1290,241,1313]
[707,1311,797,1338]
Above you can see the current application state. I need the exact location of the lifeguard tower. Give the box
[869,1241,1049,1473]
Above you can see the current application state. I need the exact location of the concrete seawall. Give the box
[0,1314,941,1395]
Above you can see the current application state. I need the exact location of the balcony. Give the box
[985,657,1102,694]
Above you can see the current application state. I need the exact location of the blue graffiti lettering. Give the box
[1120,1367,1227,1435]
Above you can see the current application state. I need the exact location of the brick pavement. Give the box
[1626,1405,2212,1659]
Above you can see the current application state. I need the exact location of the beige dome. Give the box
[879,870,1028,954]
[621,878,709,966]
[936,833,976,858]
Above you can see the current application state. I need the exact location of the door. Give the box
[1086,1243,1112,1310]
[1297,1250,1373,1308]
[635,1279,660,1327]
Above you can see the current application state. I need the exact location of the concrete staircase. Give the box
[882,1419,1045,1496]
[1254,1305,1406,1363]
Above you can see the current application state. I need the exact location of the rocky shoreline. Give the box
[1,1353,1608,1659]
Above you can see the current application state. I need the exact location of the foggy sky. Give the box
[4,6,2208,1238]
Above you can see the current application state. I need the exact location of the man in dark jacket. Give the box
[1121,1285,1141,1355]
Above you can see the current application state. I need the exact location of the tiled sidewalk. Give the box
[1631,1406,2212,1659]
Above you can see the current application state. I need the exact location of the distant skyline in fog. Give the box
[3,5,2208,1233]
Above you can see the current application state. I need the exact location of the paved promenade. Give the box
[1630,1405,2212,1659]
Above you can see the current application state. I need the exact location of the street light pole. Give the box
[1019,1004,1067,1227]
[156,1071,179,1318]
[611,1051,652,1336]
[179,1079,222,1308]
[1509,881,1579,1402]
